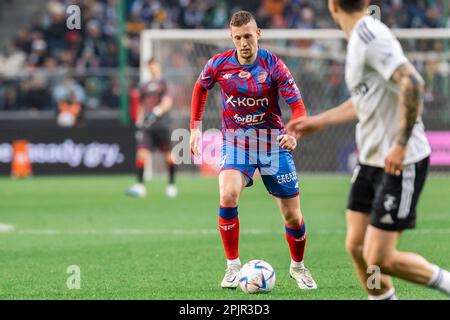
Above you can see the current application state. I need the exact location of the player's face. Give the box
[148,62,161,77]
[230,21,261,62]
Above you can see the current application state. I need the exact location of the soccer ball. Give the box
[238,260,276,294]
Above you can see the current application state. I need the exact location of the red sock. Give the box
[218,207,239,260]
[285,219,307,263]
[136,157,145,183]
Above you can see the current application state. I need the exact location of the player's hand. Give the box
[142,106,164,129]
[277,134,297,151]
[384,143,406,176]
[190,128,201,158]
[142,112,159,128]
[286,116,324,138]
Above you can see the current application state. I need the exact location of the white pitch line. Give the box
[0,224,16,233]
[1,228,450,236]
[13,229,265,236]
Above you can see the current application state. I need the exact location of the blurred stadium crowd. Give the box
[0,0,448,116]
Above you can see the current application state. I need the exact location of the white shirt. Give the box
[345,16,431,167]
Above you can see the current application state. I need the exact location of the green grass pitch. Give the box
[0,174,449,300]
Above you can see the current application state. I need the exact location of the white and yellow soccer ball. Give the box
[238,260,276,294]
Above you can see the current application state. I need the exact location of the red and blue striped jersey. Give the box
[197,48,304,131]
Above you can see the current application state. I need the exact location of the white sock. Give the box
[428,264,450,295]
[368,287,397,300]
[290,259,304,269]
[227,258,241,268]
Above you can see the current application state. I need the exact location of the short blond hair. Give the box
[230,11,256,27]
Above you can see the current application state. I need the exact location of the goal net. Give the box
[140,28,450,173]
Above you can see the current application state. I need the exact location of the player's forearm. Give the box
[155,96,173,115]
[190,81,208,129]
[319,99,357,127]
[289,99,307,120]
[137,105,145,124]
[396,74,424,146]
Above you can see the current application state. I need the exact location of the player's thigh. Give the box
[135,129,152,158]
[363,225,400,266]
[150,126,171,153]
[346,210,371,251]
[260,150,299,199]
[218,169,248,204]
[220,143,257,189]
[162,150,173,164]
[136,146,151,161]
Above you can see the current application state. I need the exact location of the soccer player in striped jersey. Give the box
[190,11,317,290]
[288,0,450,299]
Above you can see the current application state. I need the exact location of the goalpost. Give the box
[140,28,450,80]
[139,28,450,173]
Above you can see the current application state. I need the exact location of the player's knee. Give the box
[345,240,363,260]
[363,250,394,274]
[378,253,403,275]
[137,149,150,160]
[284,214,301,229]
[220,191,240,207]
[376,259,395,275]
[163,151,173,164]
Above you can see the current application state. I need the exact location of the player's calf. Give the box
[218,206,241,289]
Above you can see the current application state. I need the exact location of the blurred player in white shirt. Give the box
[288,0,450,300]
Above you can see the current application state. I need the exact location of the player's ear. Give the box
[256,28,261,40]
[328,0,338,14]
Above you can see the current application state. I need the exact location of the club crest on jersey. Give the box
[257,72,268,83]
[148,82,159,91]
[238,70,251,79]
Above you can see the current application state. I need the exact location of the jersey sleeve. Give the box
[365,34,408,81]
[162,80,173,99]
[271,57,302,106]
[197,57,217,90]
[138,82,146,96]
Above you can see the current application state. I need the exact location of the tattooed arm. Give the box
[384,62,425,175]
[391,62,425,146]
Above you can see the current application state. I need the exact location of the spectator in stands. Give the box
[14,29,32,55]
[101,76,120,109]
[206,1,228,28]
[21,72,52,111]
[27,35,48,67]
[78,20,107,70]
[295,6,317,29]
[130,0,163,27]
[53,75,86,117]
[103,0,119,37]
[44,1,68,53]
[181,1,206,29]
[56,91,83,127]
[0,42,26,79]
